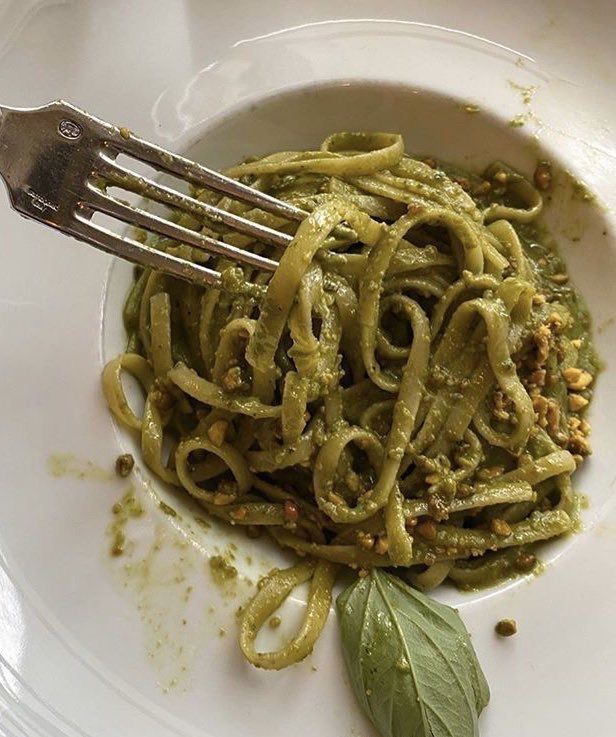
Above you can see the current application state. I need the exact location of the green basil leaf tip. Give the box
[336,569,489,737]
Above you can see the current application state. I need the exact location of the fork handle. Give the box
[0,101,89,225]
[0,101,223,286]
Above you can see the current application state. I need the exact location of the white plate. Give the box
[1,2,615,736]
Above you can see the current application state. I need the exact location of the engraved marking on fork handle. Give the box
[23,186,59,213]
[58,119,82,140]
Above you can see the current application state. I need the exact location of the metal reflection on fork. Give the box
[0,100,308,285]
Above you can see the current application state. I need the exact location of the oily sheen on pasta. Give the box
[103,132,596,669]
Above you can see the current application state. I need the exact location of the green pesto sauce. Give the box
[564,171,596,203]
[159,501,178,517]
[208,555,238,585]
[516,220,601,377]
[109,486,144,556]
[193,515,211,530]
[509,114,526,128]
[454,555,546,593]
[508,80,537,105]
[48,453,113,481]
[460,103,481,114]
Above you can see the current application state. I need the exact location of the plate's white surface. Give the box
[1,2,615,736]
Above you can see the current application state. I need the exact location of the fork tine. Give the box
[97,154,293,249]
[0,101,305,288]
[68,212,222,285]
[106,130,307,223]
[85,185,278,272]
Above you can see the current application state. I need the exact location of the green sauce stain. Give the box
[108,486,143,557]
[48,453,113,481]
[508,80,537,105]
[509,114,527,128]
[159,501,177,517]
[565,171,596,203]
[459,103,481,114]
[209,555,238,586]
[106,488,257,695]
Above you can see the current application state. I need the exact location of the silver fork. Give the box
[0,100,307,285]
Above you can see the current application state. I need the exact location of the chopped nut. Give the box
[554,431,569,447]
[110,540,125,557]
[477,466,504,481]
[563,367,593,391]
[416,519,437,541]
[427,494,449,521]
[493,389,513,421]
[528,369,546,388]
[213,480,238,506]
[283,499,300,524]
[567,422,592,455]
[356,531,375,550]
[547,312,564,332]
[230,506,248,521]
[374,536,389,555]
[568,393,589,411]
[490,518,512,537]
[220,366,243,392]
[532,395,549,428]
[532,293,547,306]
[549,273,569,285]
[545,399,561,436]
[533,161,552,190]
[115,453,134,477]
[358,568,370,578]
[423,552,437,566]
[207,419,229,447]
[514,551,537,572]
[150,379,175,410]
[328,491,345,506]
[570,338,582,349]
[213,492,236,506]
[579,419,590,435]
[472,180,492,196]
[563,366,581,385]
[425,473,440,485]
[533,324,552,367]
[493,170,508,184]
[495,619,518,637]
[343,471,361,494]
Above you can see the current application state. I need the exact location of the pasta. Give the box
[103,133,597,670]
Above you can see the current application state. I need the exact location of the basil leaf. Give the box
[336,569,489,737]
